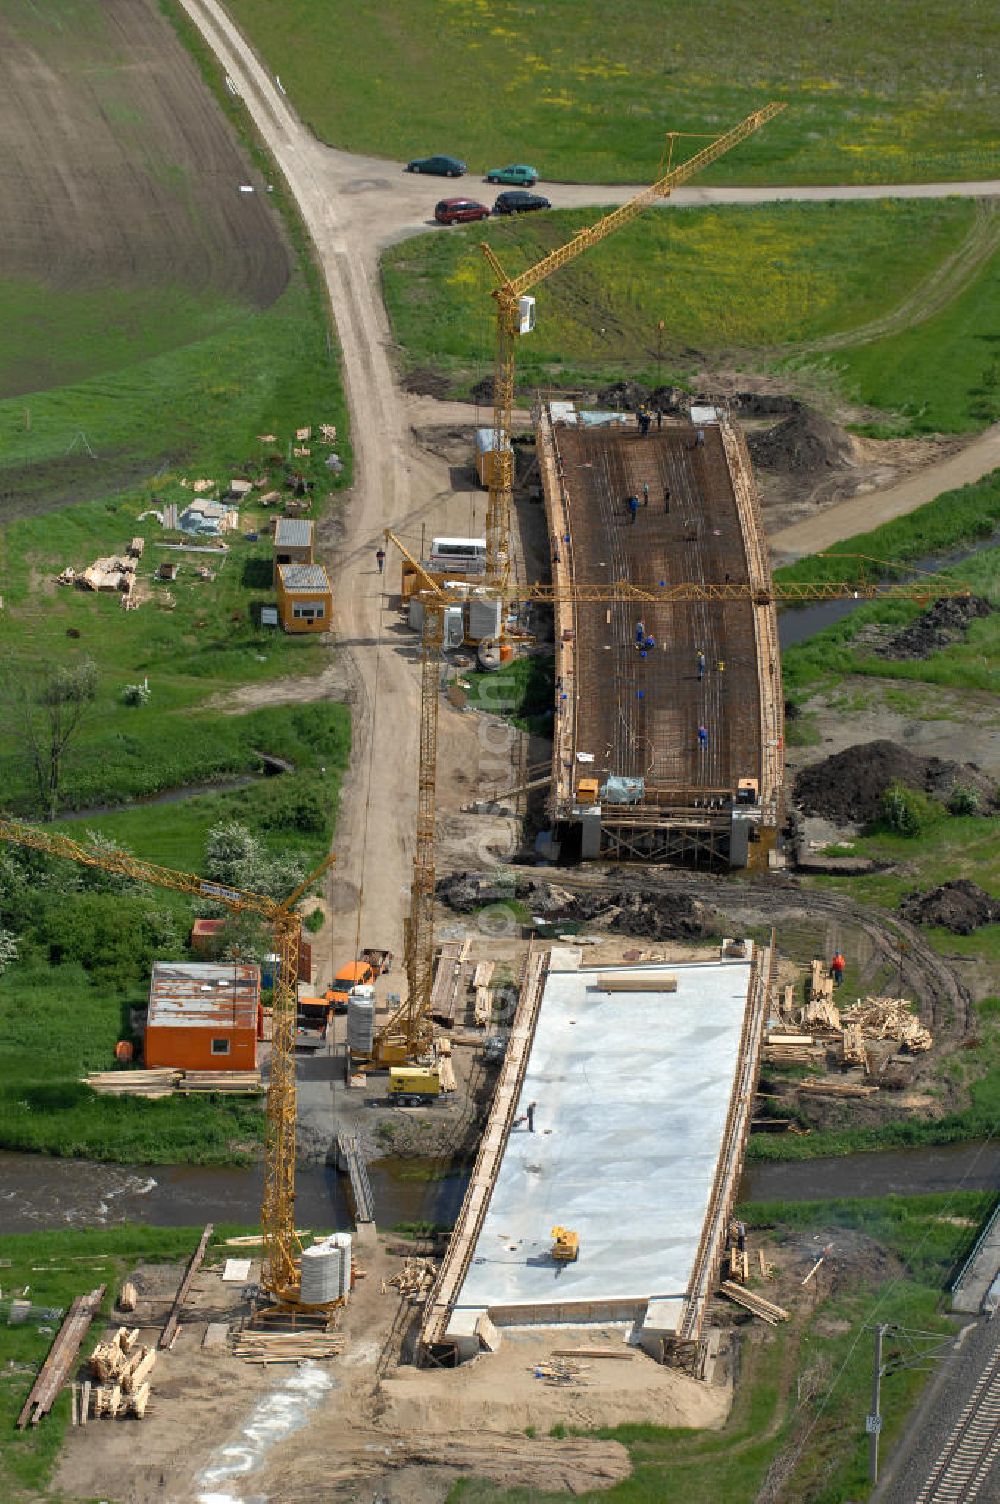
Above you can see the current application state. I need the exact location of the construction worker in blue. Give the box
[627,494,639,524]
[697,723,709,751]
[635,620,646,647]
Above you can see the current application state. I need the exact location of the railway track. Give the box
[914,1331,1000,1502]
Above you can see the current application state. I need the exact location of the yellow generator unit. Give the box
[576,777,600,806]
[551,1225,580,1262]
[388,1066,441,1104]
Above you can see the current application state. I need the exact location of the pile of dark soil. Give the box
[794,740,997,825]
[470,376,494,403]
[747,407,854,474]
[899,880,1000,934]
[436,871,715,939]
[730,392,802,417]
[401,367,451,398]
[876,595,992,660]
[596,379,649,411]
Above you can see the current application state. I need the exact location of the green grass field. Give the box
[223,0,998,186]
[382,199,998,432]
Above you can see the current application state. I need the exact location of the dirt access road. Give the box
[179,0,1000,973]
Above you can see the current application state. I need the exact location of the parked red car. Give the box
[435,197,491,225]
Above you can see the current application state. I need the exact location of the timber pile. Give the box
[178,1070,262,1094]
[803,997,841,1030]
[842,1021,868,1068]
[83,1069,261,1098]
[763,1034,825,1066]
[231,1331,344,1364]
[89,1327,140,1379]
[117,1282,138,1313]
[430,940,471,1026]
[17,1285,106,1429]
[720,1281,789,1325]
[386,1259,436,1303]
[83,1069,179,1098]
[841,996,933,1053]
[799,1078,878,1098]
[86,1328,156,1416]
[531,1357,589,1386]
[436,1056,457,1093]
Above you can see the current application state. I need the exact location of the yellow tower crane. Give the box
[480,100,786,590]
[0,817,333,1305]
[384,531,971,1052]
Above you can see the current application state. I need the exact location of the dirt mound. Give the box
[596,379,649,411]
[437,871,715,939]
[794,740,997,825]
[470,376,495,403]
[401,367,451,398]
[731,392,802,417]
[877,594,993,660]
[747,407,854,475]
[899,880,1000,934]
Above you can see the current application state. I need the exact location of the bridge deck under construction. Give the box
[538,405,782,866]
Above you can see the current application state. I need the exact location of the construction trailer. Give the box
[272,517,315,585]
[276,562,332,633]
[144,961,261,1072]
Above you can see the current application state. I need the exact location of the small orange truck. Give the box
[325,948,392,1013]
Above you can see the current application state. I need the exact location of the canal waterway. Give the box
[776,535,996,650]
[1,1141,997,1236]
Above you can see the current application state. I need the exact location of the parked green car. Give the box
[485,164,539,186]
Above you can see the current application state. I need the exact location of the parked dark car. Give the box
[406,154,467,177]
[435,197,491,225]
[492,190,551,215]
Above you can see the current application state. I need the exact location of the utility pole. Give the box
[868,1323,887,1483]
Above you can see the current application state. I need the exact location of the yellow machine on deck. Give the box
[551,1226,580,1262]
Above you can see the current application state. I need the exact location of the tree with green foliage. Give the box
[879,781,936,838]
[3,659,98,820]
[204,820,305,902]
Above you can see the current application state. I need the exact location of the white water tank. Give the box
[331,1232,353,1298]
[347,990,375,1054]
[300,1237,342,1304]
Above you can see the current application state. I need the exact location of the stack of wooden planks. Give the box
[473,960,495,1029]
[83,1326,156,1420]
[82,1068,261,1098]
[178,1070,262,1094]
[799,1078,879,1098]
[430,939,472,1026]
[720,1281,789,1325]
[231,1330,344,1364]
[83,1069,179,1098]
[762,1034,825,1066]
[17,1285,106,1429]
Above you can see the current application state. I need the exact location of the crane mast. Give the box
[481,101,786,589]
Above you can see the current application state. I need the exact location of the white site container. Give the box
[443,604,465,649]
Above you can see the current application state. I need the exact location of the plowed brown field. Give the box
[0,0,289,396]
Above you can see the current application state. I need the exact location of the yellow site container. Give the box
[389,1067,441,1097]
[577,777,600,805]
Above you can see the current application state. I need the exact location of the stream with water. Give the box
[1,1140,996,1237]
